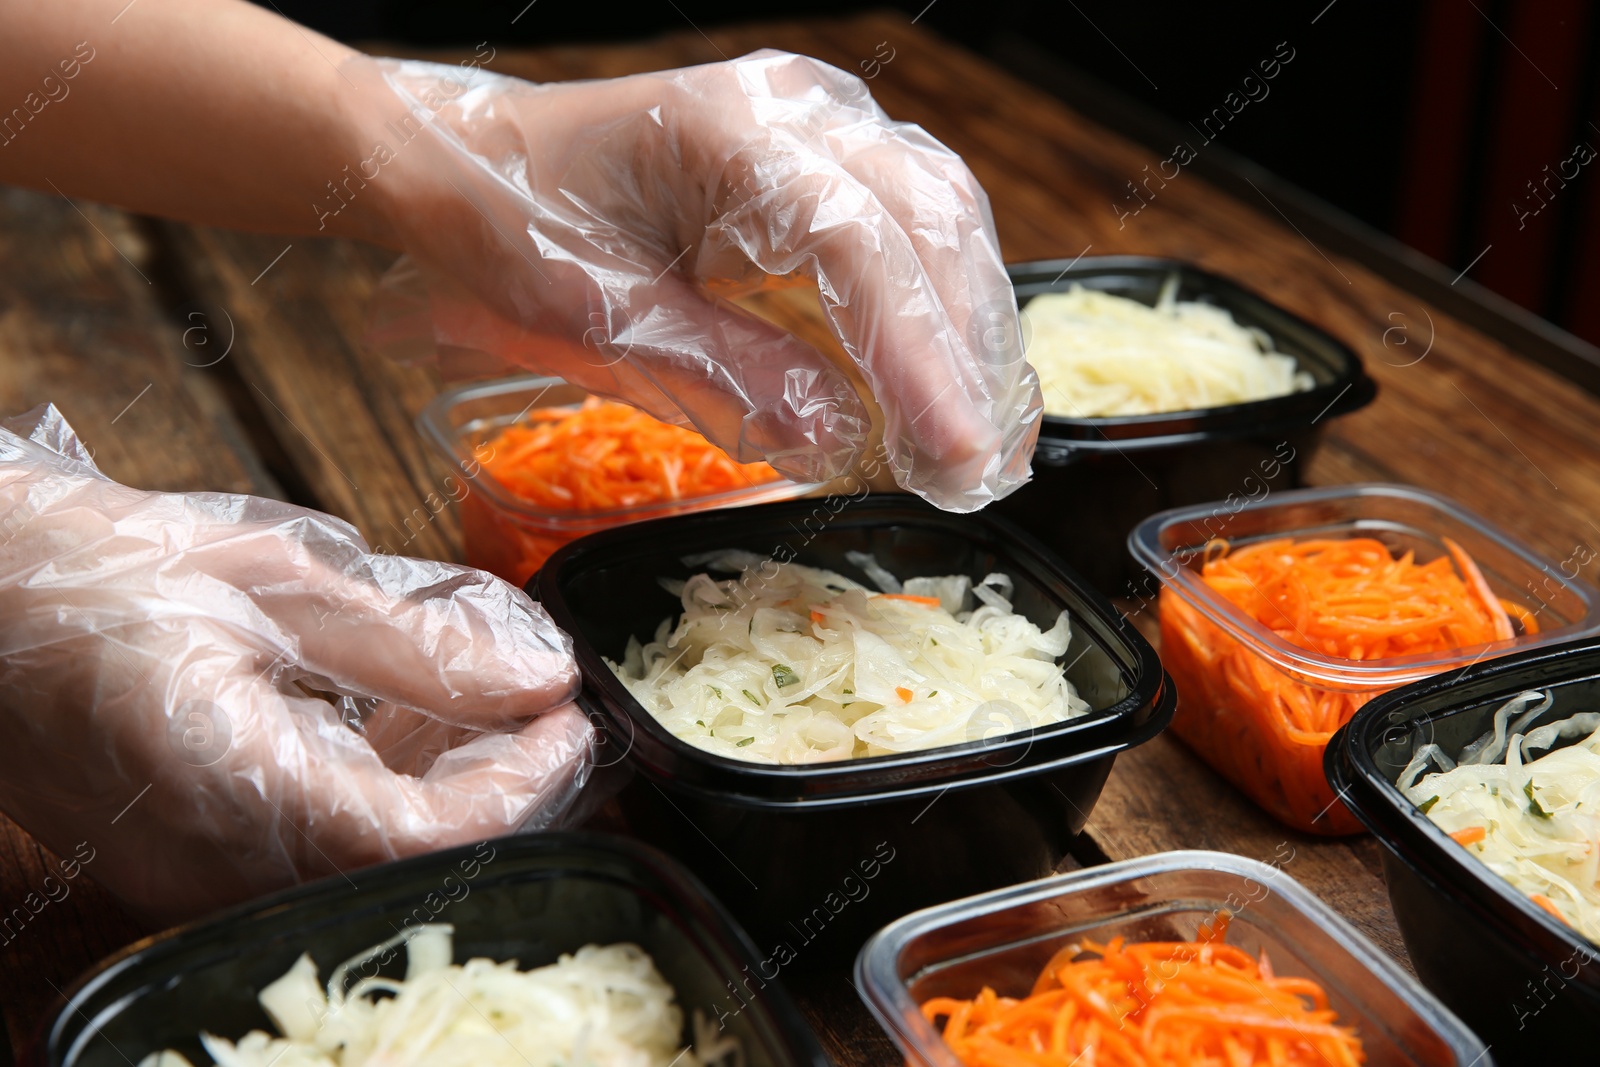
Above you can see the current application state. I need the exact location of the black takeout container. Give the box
[993,255,1376,594]
[1328,638,1600,1062]
[33,834,828,1067]
[533,496,1174,963]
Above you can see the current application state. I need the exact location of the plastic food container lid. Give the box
[856,849,1491,1067]
[1010,256,1375,459]
[33,833,830,1067]
[1128,482,1600,689]
[532,495,1173,808]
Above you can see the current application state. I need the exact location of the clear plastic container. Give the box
[855,850,1491,1067]
[1128,483,1600,834]
[416,375,815,585]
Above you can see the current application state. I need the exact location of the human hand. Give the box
[355,50,1041,512]
[0,406,589,924]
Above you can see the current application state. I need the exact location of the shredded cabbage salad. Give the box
[1402,689,1600,942]
[607,550,1088,764]
[1022,278,1312,418]
[138,926,737,1067]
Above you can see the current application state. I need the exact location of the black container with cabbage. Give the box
[993,255,1375,595]
[532,496,1173,964]
[1329,636,1600,1061]
[35,834,827,1067]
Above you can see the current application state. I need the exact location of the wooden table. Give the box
[3,9,1598,1061]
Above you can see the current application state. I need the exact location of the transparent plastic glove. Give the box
[0,406,589,925]
[353,49,1041,512]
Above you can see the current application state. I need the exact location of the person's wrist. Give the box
[308,51,411,250]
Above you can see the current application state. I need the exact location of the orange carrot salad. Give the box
[460,398,783,587]
[481,397,780,511]
[922,914,1365,1067]
[1160,536,1534,834]
[1194,536,1525,660]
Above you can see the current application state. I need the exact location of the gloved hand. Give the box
[0,406,590,925]
[353,50,1040,513]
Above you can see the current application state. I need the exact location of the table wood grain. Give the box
[3,8,1599,1060]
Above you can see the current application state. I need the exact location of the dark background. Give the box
[262,0,1600,346]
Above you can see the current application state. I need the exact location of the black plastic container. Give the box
[993,255,1376,594]
[1328,638,1600,1063]
[33,834,829,1067]
[533,496,1174,964]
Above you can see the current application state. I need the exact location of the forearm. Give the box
[0,0,394,246]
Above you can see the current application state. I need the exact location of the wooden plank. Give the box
[152,229,465,563]
[785,968,904,1067]
[0,191,271,496]
[0,187,287,1051]
[1084,733,1406,958]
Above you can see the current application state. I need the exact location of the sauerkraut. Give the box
[1402,689,1600,943]
[1023,278,1312,417]
[608,551,1089,764]
[138,926,736,1067]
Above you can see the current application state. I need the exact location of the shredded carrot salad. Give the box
[922,914,1365,1067]
[480,397,780,512]
[1161,536,1534,835]
[459,398,784,587]
[1194,537,1525,661]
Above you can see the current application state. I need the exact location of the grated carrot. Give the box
[481,397,780,512]
[463,398,783,586]
[1530,893,1570,924]
[1194,537,1526,659]
[1450,825,1487,847]
[1161,536,1532,835]
[880,593,943,607]
[896,686,915,703]
[922,913,1365,1067]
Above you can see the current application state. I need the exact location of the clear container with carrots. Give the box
[417,375,814,586]
[857,850,1489,1067]
[1128,483,1600,835]
[921,911,1366,1065]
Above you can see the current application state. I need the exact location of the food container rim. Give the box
[854,848,1490,1066]
[533,496,1174,805]
[574,702,1173,812]
[33,831,830,1067]
[415,373,818,525]
[1328,636,1600,991]
[1127,481,1600,687]
[1006,255,1376,442]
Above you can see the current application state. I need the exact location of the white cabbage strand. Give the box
[1023,279,1312,418]
[1404,690,1600,943]
[608,552,1088,764]
[138,927,729,1067]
